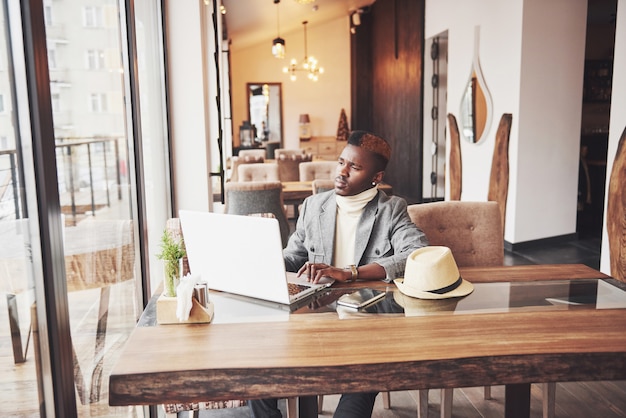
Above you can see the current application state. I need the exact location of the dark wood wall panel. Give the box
[351,0,425,202]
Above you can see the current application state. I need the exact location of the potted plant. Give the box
[156,229,186,297]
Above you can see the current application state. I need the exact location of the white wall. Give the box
[425,0,587,245]
[230,17,351,149]
[601,0,626,275]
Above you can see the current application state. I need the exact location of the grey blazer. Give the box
[283,190,428,281]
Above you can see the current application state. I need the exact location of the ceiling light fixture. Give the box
[294,0,315,4]
[283,21,324,82]
[272,0,285,59]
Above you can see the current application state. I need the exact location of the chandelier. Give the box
[272,0,285,58]
[283,21,324,81]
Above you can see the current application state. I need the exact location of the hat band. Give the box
[426,276,463,295]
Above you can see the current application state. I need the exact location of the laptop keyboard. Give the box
[288,283,310,296]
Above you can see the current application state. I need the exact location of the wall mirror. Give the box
[459,27,493,144]
[246,82,283,146]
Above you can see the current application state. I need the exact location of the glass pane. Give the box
[0,2,42,416]
[46,0,142,415]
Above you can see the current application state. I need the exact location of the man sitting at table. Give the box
[249,130,428,418]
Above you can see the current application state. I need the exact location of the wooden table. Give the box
[109,265,626,418]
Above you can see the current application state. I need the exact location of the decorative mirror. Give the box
[460,27,493,144]
[246,82,283,146]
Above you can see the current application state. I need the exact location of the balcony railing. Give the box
[0,136,123,223]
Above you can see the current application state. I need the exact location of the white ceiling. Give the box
[222,0,376,50]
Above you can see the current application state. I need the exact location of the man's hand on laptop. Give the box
[298,262,353,283]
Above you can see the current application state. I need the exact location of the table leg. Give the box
[298,395,318,418]
[505,383,531,418]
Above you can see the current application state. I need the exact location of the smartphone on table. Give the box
[337,289,386,309]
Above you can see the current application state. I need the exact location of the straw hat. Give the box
[394,246,474,299]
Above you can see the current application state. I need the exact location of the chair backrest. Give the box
[407,201,503,267]
[299,161,338,181]
[238,163,280,182]
[277,154,312,182]
[230,155,264,182]
[224,181,290,248]
[312,179,335,194]
[238,149,267,159]
[274,148,305,159]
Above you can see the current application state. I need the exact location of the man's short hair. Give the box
[347,130,391,171]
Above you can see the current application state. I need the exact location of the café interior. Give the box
[1,0,626,417]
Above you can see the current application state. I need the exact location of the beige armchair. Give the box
[238,163,280,182]
[274,148,305,159]
[229,155,264,182]
[299,161,337,181]
[238,149,267,159]
[312,179,335,194]
[401,201,504,418]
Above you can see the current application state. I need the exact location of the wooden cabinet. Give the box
[300,136,343,160]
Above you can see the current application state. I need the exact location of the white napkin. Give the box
[176,273,198,321]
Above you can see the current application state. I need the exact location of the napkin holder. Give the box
[156,294,214,325]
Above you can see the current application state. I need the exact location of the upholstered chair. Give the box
[299,161,338,181]
[274,148,305,160]
[229,155,264,182]
[238,162,280,182]
[400,201,504,418]
[224,181,290,248]
[277,153,312,182]
[311,179,335,194]
[238,149,267,159]
[382,201,554,418]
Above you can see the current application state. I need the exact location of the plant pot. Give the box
[163,259,182,297]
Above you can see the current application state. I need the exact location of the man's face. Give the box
[334,144,384,196]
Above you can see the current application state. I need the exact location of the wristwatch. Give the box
[345,264,358,282]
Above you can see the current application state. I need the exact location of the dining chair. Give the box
[229,155,264,182]
[277,153,312,182]
[401,201,504,418]
[224,181,290,248]
[238,149,267,159]
[274,148,305,159]
[238,162,280,182]
[311,178,335,194]
[403,200,554,418]
[299,160,337,181]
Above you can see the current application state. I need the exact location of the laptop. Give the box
[178,210,333,307]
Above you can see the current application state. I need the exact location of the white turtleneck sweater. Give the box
[333,187,378,267]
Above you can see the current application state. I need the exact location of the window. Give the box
[51,93,60,113]
[47,46,56,69]
[0,93,5,113]
[89,93,107,112]
[44,5,52,26]
[83,6,103,28]
[86,49,104,69]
